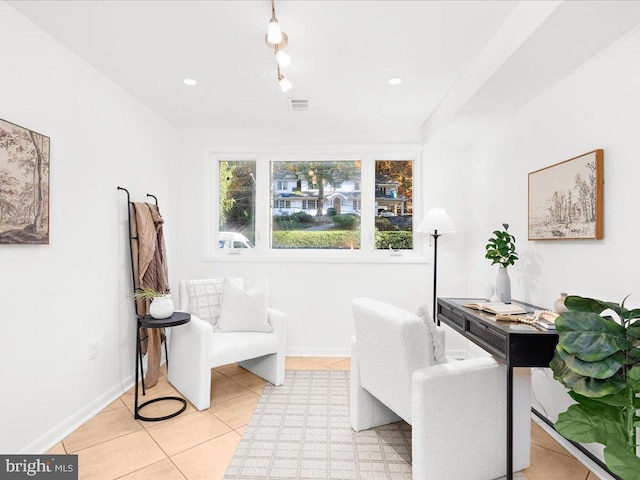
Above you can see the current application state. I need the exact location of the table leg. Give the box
[507,365,513,480]
[135,325,140,419]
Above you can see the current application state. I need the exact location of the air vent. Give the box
[288,98,310,112]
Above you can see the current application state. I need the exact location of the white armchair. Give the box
[167,280,286,411]
[350,297,529,480]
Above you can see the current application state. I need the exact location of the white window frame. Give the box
[205,148,425,264]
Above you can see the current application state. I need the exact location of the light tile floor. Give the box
[47,357,598,480]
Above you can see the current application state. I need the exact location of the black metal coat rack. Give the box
[117,186,187,421]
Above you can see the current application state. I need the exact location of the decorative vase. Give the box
[149,295,174,319]
[554,293,569,314]
[496,267,512,304]
[489,286,501,303]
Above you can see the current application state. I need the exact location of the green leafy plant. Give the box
[550,295,640,480]
[133,288,167,300]
[485,223,518,267]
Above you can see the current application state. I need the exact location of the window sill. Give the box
[204,251,429,265]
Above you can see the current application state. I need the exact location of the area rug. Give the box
[224,370,528,480]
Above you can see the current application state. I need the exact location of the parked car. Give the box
[218,231,253,249]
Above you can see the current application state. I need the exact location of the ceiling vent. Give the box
[288,98,310,112]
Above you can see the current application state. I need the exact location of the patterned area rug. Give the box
[224,370,527,480]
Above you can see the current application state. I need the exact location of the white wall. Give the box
[0,2,176,453]
[173,128,433,356]
[423,22,640,463]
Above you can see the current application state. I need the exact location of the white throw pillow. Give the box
[184,278,244,327]
[415,304,448,364]
[217,278,271,333]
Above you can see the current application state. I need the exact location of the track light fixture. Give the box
[265,0,292,92]
[277,64,292,93]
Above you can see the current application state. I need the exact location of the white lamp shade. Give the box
[417,208,456,234]
[267,19,283,44]
[279,75,293,93]
[275,49,291,68]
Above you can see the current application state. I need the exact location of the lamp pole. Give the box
[431,229,441,326]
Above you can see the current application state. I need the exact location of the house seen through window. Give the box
[216,157,414,253]
[272,160,361,249]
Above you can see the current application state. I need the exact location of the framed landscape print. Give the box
[528,149,603,240]
[0,118,50,244]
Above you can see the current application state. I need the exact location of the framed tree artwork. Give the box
[0,118,50,244]
[528,149,603,240]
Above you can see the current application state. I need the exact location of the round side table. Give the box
[135,311,190,422]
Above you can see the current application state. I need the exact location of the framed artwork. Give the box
[0,118,50,244]
[528,149,603,240]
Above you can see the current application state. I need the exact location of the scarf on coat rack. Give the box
[130,202,170,388]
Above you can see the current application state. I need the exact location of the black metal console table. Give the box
[135,312,191,421]
[437,298,558,480]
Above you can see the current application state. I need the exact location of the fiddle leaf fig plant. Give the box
[485,223,518,267]
[550,295,640,480]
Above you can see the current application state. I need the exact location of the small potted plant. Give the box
[485,223,518,303]
[134,288,174,319]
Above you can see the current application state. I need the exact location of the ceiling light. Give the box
[183,78,197,86]
[267,18,283,44]
[266,0,283,44]
[278,65,292,93]
[266,0,293,93]
[388,77,403,86]
[275,47,291,68]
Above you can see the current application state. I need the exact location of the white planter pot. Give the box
[149,295,174,319]
[496,267,512,304]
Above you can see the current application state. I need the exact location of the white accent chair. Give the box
[350,297,530,480]
[167,280,286,410]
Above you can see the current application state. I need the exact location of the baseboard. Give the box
[21,374,136,454]
[286,347,351,357]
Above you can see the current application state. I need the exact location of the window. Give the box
[218,160,256,249]
[211,152,419,259]
[272,160,361,249]
[274,199,291,209]
[302,200,318,210]
[374,160,413,250]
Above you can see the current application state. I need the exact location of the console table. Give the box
[437,298,558,480]
[135,312,191,422]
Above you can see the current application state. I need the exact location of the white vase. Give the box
[149,295,174,319]
[496,267,512,304]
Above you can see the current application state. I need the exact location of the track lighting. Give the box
[266,0,292,92]
[278,65,292,93]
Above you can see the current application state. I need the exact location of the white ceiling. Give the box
[9,1,517,129]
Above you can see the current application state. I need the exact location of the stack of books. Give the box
[532,311,558,331]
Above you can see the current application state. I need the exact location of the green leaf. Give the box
[550,352,626,396]
[556,346,623,379]
[626,348,640,365]
[557,311,631,361]
[565,296,623,316]
[627,321,640,340]
[623,309,640,321]
[568,391,625,422]
[627,367,640,392]
[555,404,626,445]
[604,440,640,480]
[586,387,637,407]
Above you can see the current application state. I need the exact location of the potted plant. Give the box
[550,295,640,480]
[485,223,518,303]
[134,288,174,319]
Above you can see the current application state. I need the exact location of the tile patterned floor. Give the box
[46,357,598,480]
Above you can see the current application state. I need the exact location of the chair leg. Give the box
[350,338,401,432]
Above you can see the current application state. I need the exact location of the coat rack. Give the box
[117,186,188,421]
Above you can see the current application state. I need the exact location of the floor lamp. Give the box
[417,208,456,326]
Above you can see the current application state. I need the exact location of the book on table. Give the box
[463,301,527,316]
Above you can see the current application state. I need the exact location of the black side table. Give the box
[135,311,190,421]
